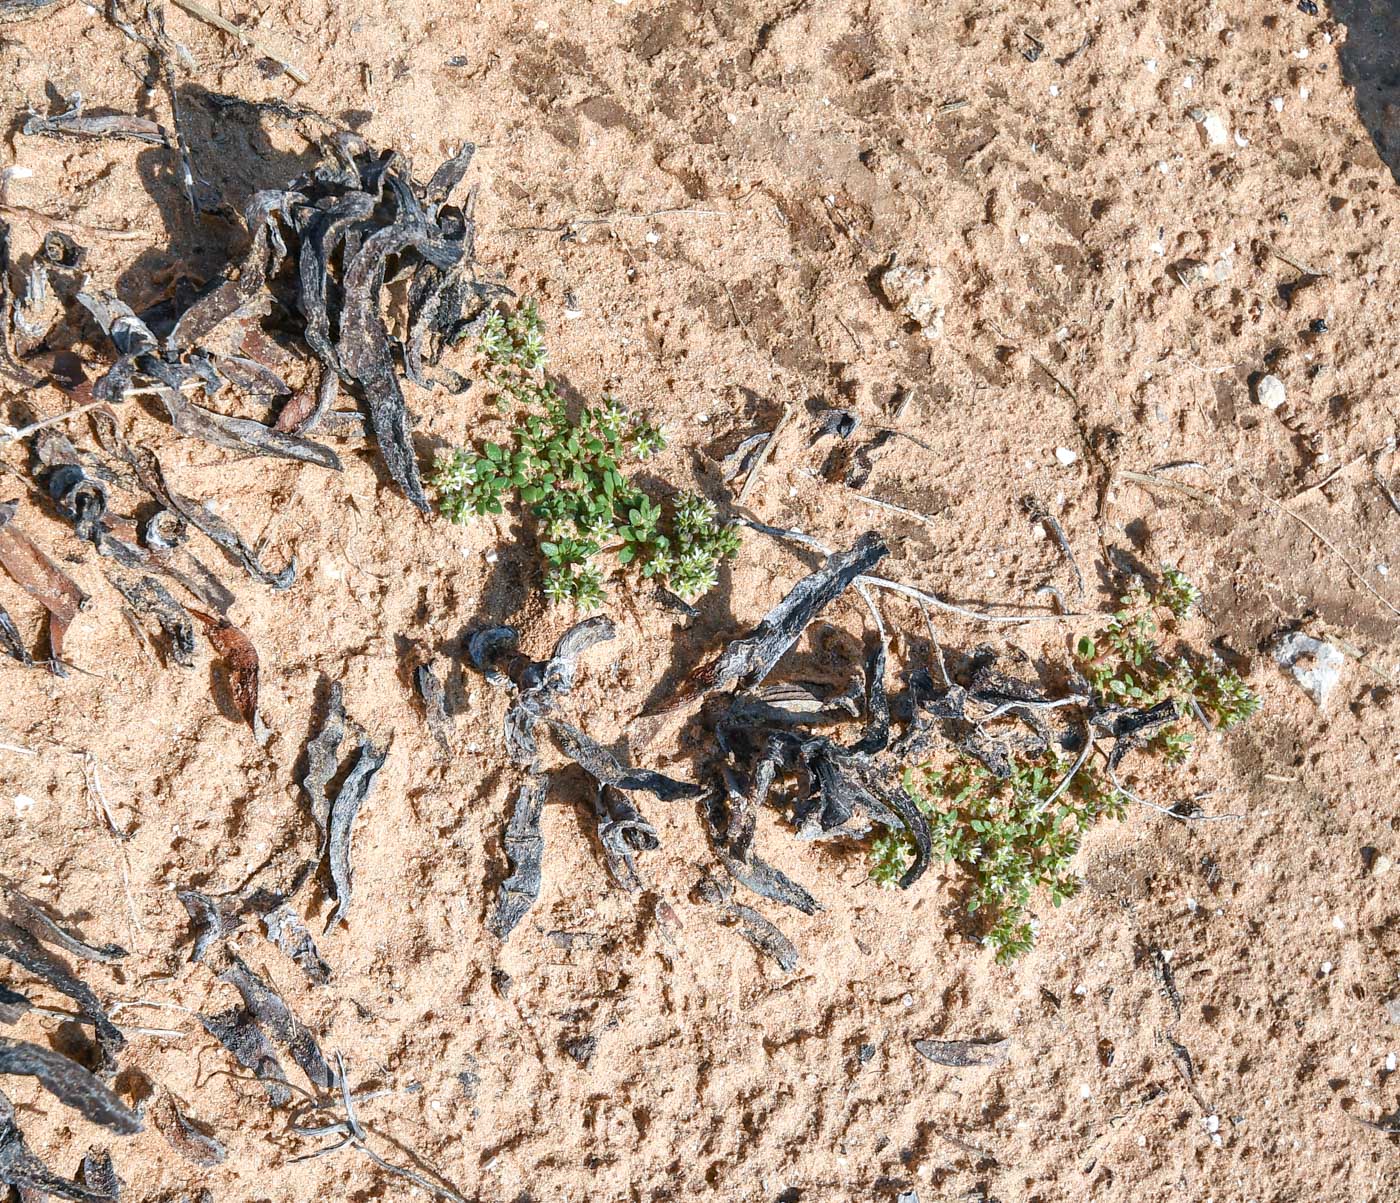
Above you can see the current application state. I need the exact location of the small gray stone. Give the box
[563,1035,596,1065]
[1273,631,1344,707]
[1254,373,1287,410]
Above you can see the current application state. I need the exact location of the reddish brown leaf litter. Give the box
[188,610,259,730]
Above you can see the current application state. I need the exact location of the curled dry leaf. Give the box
[413,662,452,758]
[694,875,798,972]
[912,1037,1012,1068]
[151,1091,226,1167]
[324,736,387,930]
[218,954,333,1091]
[199,1007,290,1107]
[106,573,195,667]
[188,609,259,728]
[0,1086,120,1203]
[0,883,128,964]
[488,776,547,940]
[0,918,125,1059]
[0,1038,142,1133]
[262,904,331,986]
[22,93,169,145]
[301,682,346,852]
[77,1148,119,1200]
[0,499,88,667]
[674,531,887,706]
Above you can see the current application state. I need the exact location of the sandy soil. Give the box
[1,2,1399,1201]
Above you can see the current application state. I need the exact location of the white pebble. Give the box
[1235,130,1250,147]
[1145,59,1157,72]
[1321,961,1333,975]
[901,993,914,1008]
[2,165,34,181]
[1332,916,1346,931]
[1193,109,1229,147]
[1079,1084,1093,1099]
[1204,1114,1220,1134]
[1055,447,1078,466]
[1386,1053,1397,1072]
[1299,86,1311,101]
[13,794,36,816]
[645,231,659,244]
[1254,374,1286,410]
[484,550,498,565]
[1049,84,1060,97]
[1270,96,1285,112]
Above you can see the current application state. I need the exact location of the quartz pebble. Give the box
[1255,374,1286,410]
[1191,108,1229,146]
[1273,631,1344,707]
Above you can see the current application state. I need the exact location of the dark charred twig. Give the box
[740,518,1090,624]
[0,1038,142,1132]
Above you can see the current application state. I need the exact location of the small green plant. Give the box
[870,567,1260,962]
[1075,570,1260,732]
[878,755,1127,962]
[431,302,740,610]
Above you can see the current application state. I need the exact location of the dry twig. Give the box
[740,518,1092,624]
[169,0,310,85]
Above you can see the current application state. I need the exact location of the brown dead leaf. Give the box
[0,499,87,666]
[189,608,259,727]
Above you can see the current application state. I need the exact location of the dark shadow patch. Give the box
[1333,0,1400,184]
